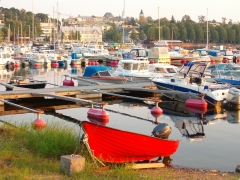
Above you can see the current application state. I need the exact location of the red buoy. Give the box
[32,113,46,129]
[34,63,40,69]
[149,60,155,64]
[63,79,74,86]
[181,59,187,64]
[222,58,228,63]
[72,61,77,66]
[185,99,208,108]
[95,61,99,65]
[150,101,163,118]
[237,58,240,63]
[51,62,59,68]
[210,59,215,64]
[14,63,20,69]
[87,104,109,124]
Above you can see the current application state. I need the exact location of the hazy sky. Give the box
[1,0,240,23]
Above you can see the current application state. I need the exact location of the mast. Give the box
[56,2,58,43]
[32,0,34,42]
[206,8,209,50]
[158,7,160,42]
[122,0,125,44]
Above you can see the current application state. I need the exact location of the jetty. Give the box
[0,82,162,105]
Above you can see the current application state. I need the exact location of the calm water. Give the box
[0,64,239,172]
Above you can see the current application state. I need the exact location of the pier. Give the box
[0,82,161,105]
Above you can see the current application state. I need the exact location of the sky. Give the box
[1,0,240,23]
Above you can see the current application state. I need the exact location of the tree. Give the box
[139,30,145,41]
[126,17,137,26]
[194,24,204,42]
[198,15,205,23]
[188,28,196,42]
[113,31,122,42]
[170,15,176,23]
[147,26,155,40]
[146,16,154,24]
[35,13,49,23]
[162,26,170,40]
[1,25,8,40]
[229,29,235,44]
[177,22,187,41]
[130,28,137,42]
[181,15,192,22]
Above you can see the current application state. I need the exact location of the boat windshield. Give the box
[98,71,112,76]
[166,68,177,73]
[155,67,166,73]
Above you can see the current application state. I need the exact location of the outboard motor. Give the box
[152,123,172,139]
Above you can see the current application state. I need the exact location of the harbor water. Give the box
[0,64,239,172]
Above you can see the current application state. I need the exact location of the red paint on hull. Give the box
[81,121,180,163]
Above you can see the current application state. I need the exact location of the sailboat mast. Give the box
[206,8,208,50]
[122,0,125,44]
[158,7,160,41]
[32,0,34,42]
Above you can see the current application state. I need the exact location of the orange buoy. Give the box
[32,112,46,129]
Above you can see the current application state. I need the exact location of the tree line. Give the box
[105,15,240,45]
[1,7,240,45]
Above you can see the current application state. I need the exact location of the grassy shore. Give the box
[0,122,239,180]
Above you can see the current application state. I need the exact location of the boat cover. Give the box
[83,66,112,77]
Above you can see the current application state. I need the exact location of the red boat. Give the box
[81,121,180,163]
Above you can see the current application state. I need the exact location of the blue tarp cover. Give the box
[83,66,112,77]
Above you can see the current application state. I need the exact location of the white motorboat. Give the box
[151,61,240,107]
[112,59,163,82]
[148,63,179,77]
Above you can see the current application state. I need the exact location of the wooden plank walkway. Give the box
[0,82,157,105]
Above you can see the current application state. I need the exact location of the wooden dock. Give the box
[0,82,160,105]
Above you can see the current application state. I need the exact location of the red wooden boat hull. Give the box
[81,121,180,163]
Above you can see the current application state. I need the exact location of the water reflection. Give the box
[1,66,240,172]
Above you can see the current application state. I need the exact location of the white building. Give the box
[39,22,57,41]
[61,26,102,43]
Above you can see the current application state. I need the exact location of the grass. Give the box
[0,121,172,180]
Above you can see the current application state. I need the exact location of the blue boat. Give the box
[215,77,240,89]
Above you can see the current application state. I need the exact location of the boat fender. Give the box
[152,123,172,139]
